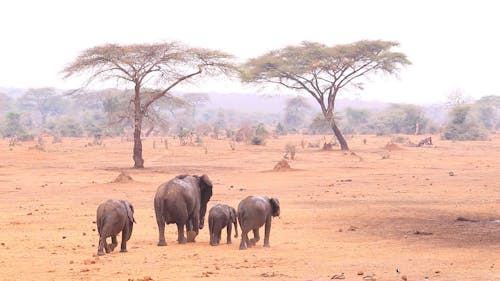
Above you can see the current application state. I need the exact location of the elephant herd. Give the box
[96,174,280,256]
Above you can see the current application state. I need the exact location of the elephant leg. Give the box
[263,217,272,247]
[120,225,129,252]
[177,223,187,244]
[239,230,249,250]
[209,221,215,246]
[226,224,232,244]
[250,228,260,246]
[191,212,200,235]
[110,235,118,251]
[186,219,193,231]
[217,228,222,244]
[97,236,107,256]
[157,221,167,246]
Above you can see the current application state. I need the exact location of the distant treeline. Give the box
[1,88,499,141]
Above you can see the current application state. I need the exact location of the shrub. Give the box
[17,134,35,141]
[251,135,266,145]
[442,105,488,141]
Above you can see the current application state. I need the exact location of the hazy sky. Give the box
[1,0,498,103]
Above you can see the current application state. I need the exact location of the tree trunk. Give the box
[330,119,349,151]
[133,85,144,168]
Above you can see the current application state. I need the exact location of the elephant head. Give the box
[197,174,213,229]
[230,207,238,238]
[269,197,280,217]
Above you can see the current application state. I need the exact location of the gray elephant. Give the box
[96,199,135,256]
[154,174,213,246]
[208,204,238,246]
[237,196,280,250]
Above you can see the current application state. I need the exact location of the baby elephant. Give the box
[208,204,238,246]
[96,199,136,256]
[238,196,280,250]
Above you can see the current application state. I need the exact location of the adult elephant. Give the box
[154,174,213,246]
[96,199,135,256]
[237,196,280,250]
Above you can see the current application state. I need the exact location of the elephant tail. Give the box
[154,196,165,226]
[97,215,105,236]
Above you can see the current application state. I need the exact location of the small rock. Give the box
[69,260,74,264]
[357,271,364,275]
[27,212,33,216]
[83,259,95,265]
[82,232,86,236]
[80,268,90,272]
[62,236,67,239]
[401,275,407,281]
[448,171,454,176]
[215,266,220,270]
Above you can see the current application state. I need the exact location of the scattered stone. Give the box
[330,272,345,279]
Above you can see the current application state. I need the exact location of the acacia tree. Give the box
[63,42,234,168]
[241,40,410,150]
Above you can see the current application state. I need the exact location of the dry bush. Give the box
[284,143,296,160]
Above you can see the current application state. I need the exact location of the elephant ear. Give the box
[198,174,213,202]
[270,197,280,217]
[121,200,136,224]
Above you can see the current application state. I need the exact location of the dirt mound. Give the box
[273,159,291,171]
[385,142,403,151]
[112,171,133,183]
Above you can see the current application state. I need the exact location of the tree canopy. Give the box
[62,42,235,168]
[241,40,411,150]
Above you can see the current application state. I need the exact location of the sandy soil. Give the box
[0,134,498,281]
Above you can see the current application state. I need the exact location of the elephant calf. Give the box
[208,204,238,246]
[96,199,135,256]
[237,196,280,250]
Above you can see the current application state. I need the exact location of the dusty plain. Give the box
[0,134,499,281]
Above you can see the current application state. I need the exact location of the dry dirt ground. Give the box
[0,134,499,281]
